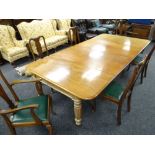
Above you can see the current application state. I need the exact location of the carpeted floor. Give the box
[0,42,155,135]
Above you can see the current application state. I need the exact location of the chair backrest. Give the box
[145,43,155,65]
[0,83,15,109]
[28,36,49,60]
[116,20,129,35]
[0,69,19,102]
[121,59,146,101]
[127,23,151,39]
[68,26,80,45]
[122,43,155,99]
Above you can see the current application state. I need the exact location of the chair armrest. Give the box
[10,78,41,86]
[0,104,38,115]
[69,26,78,31]
[14,40,27,47]
[126,31,139,35]
[11,78,43,96]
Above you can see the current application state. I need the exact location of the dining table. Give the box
[26,34,150,126]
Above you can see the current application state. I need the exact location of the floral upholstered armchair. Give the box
[0,25,29,63]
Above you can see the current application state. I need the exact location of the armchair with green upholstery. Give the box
[0,25,29,63]
[0,69,53,135]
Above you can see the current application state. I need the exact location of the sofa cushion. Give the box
[55,35,68,41]
[5,47,28,57]
[41,36,60,47]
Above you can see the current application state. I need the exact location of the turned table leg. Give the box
[73,98,82,126]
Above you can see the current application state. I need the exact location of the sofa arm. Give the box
[0,46,7,53]
[14,40,27,47]
[0,46,3,50]
[55,30,68,35]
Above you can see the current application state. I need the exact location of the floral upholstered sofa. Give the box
[56,19,72,33]
[0,25,29,63]
[17,19,68,55]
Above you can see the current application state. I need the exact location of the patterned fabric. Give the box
[56,19,71,31]
[0,25,29,63]
[17,20,55,40]
[0,25,15,48]
[17,19,68,55]
[5,47,27,56]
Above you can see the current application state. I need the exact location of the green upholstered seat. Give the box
[11,95,48,123]
[103,81,124,101]
[133,55,144,64]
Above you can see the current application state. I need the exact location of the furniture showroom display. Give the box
[25,34,150,126]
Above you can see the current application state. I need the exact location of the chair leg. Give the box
[127,94,132,112]
[46,123,53,135]
[127,64,131,71]
[2,115,17,134]
[7,125,16,135]
[144,64,148,78]
[90,99,96,112]
[140,69,144,84]
[10,62,16,68]
[117,104,122,125]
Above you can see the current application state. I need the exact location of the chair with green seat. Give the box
[132,43,155,84]
[0,69,53,135]
[99,59,146,125]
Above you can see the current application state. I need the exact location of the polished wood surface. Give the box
[26,34,150,100]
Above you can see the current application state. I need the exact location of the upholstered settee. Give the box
[0,25,29,63]
[17,19,68,55]
[56,19,72,32]
[56,19,75,41]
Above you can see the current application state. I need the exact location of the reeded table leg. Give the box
[73,98,82,126]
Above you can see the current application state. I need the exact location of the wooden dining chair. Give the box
[126,23,151,39]
[28,36,49,61]
[98,59,146,125]
[0,69,53,135]
[68,26,80,45]
[132,43,155,84]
